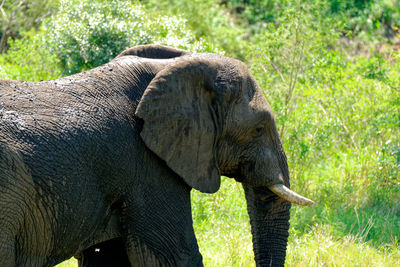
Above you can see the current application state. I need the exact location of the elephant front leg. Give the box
[122,184,203,267]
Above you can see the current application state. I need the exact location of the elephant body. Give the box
[0,45,312,266]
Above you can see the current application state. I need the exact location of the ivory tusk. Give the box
[268,184,314,206]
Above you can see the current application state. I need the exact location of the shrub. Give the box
[143,0,248,59]
[0,29,61,81]
[45,0,218,75]
[0,0,58,53]
[224,0,400,41]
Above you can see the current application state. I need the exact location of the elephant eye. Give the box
[255,126,264,136]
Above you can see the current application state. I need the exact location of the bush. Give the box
[224,0,400,41]
[0,0,58,53]
[143,0,248,59]
[328,0,400,39]
[45,0,218,75]
[0,29,61,81]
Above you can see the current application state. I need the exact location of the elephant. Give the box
[0,44,313,267]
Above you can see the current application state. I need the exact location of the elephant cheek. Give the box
[241,159,286,188]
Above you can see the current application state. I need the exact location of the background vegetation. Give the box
[1,0,399,266]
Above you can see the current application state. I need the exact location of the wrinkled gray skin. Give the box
[0,45,292,266]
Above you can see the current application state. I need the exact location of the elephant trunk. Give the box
[243,185,291,267]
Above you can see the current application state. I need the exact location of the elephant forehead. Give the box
[249,88,272,113]
[231,87,272,122]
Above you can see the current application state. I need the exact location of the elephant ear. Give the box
[135,58,221,193]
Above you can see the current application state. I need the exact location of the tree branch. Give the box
[0,0,6,17]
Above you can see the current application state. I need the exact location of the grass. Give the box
[55,259,77,267]
[287,225,400,266]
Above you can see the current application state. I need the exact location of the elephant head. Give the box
[135,53,313,266]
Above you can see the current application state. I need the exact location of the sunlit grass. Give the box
[287,225,400,266]
[191,178,254,266]
[55,258,77,267]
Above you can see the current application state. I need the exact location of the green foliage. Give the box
[247,1,341,134]
[223,0,288,25]
[224,0,400,40]
[0,29,61,81]
[0,0,58,53]
[45,0,218,75]
[328,0,400,39]
[142,0,248,59]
